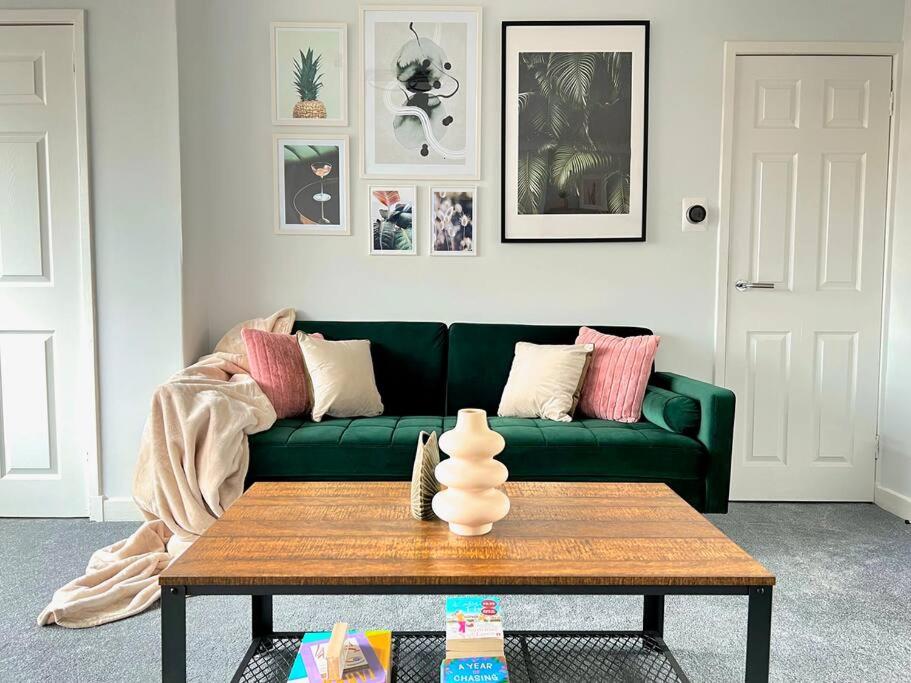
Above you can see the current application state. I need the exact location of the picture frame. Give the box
[274,134,350,235]
[271,22,348,127]
[430,186,477,256]
[368,185,417,255]
[500,20,649,243]
[360,6,482,179]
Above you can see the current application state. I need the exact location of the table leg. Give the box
[252,594,273,638]
[745,586,772,683]
[161,585,187,683]
[643,594,665,637]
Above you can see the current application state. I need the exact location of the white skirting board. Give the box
[88,496,144,522]
[874,484,911,521]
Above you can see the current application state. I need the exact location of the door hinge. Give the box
[890,91,895,117]
[874,434,880,460]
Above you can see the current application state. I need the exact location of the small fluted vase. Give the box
[432,408,510,536]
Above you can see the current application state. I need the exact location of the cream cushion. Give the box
[497,342,594,422]
[297,334,384,421]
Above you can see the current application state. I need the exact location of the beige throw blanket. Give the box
[38,308,296,628]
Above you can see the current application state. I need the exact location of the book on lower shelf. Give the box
[443,596,508,680]
[287,630,391,683]
[440,656,510,683]
[445,596,505,659]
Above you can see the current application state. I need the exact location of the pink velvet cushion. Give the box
[576,327,660,423]
[242,328,323,419]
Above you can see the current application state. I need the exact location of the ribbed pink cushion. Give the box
[242,328,323,419]
[576,327,660,423]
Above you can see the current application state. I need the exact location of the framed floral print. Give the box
[430,186,477,256]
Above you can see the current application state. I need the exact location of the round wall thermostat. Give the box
[682,197,709,232]
[687,204,707,224]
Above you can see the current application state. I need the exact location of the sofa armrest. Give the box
[647,371,735,513]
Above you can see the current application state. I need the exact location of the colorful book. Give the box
[287,630,390,683]
[440,657,509,683]
[445,596,504,657]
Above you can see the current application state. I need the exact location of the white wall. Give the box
[176,0,905,382]
[877,0,911,519]
[0,0,185,507]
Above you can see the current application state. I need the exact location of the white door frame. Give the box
[0,10,100,516]
[713,41,902,498]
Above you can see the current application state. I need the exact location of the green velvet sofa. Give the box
[247,321,735,513]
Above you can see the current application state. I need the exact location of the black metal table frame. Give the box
[160,583,772,683]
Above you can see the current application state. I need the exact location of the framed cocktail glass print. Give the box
[274,135,350,235]
[360,6,481,179]
[271,22,348,126]
[501,21,649,242]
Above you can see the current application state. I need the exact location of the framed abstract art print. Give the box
[360,6,481,179]
[501,21,649,242]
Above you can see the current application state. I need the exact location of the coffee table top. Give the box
[159,482,774,588]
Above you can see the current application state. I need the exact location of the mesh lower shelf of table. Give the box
[232,631,690,683]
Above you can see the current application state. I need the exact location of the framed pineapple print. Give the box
[501,21,649,242]
[360,6,481,179]
[271,22,348,126]
[274,135,350,235]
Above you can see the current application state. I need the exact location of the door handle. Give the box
[735,280,775,292]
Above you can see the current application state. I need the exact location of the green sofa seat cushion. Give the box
[641,386,701,436]
[249,416,705,482]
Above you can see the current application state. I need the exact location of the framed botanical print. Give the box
[501,21,649,242]
[368,185,417,255]
[271,22,348,126]
[274,135,350,235]
[360,6,481,179]
[430,186,477,256]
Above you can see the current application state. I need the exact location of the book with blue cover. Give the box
[440,656,509,683]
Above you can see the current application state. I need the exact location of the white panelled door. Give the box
[726,55,892,501]
[0,25,91,515]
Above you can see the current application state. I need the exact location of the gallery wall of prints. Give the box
[271,10,482,257]
[175,0,901,378]
[269,10,646,252]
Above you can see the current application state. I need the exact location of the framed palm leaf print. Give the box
[501,21,649,242]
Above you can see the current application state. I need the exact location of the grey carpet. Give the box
[1,503,909,683]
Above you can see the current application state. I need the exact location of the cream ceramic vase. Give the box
[432,408,510,536]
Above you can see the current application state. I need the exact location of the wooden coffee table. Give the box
[159,482,775,682]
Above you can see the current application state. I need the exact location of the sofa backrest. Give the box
[293,321,448,415]
[446,322,654,415]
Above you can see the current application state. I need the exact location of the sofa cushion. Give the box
[293,321,447,415]
[576,327,660,423]
[489,417,704,480]
[447,323,653,415]
[498,342,594,422]
[299,335,384,421]
[641,385,701,436]
[248,415,705,482]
